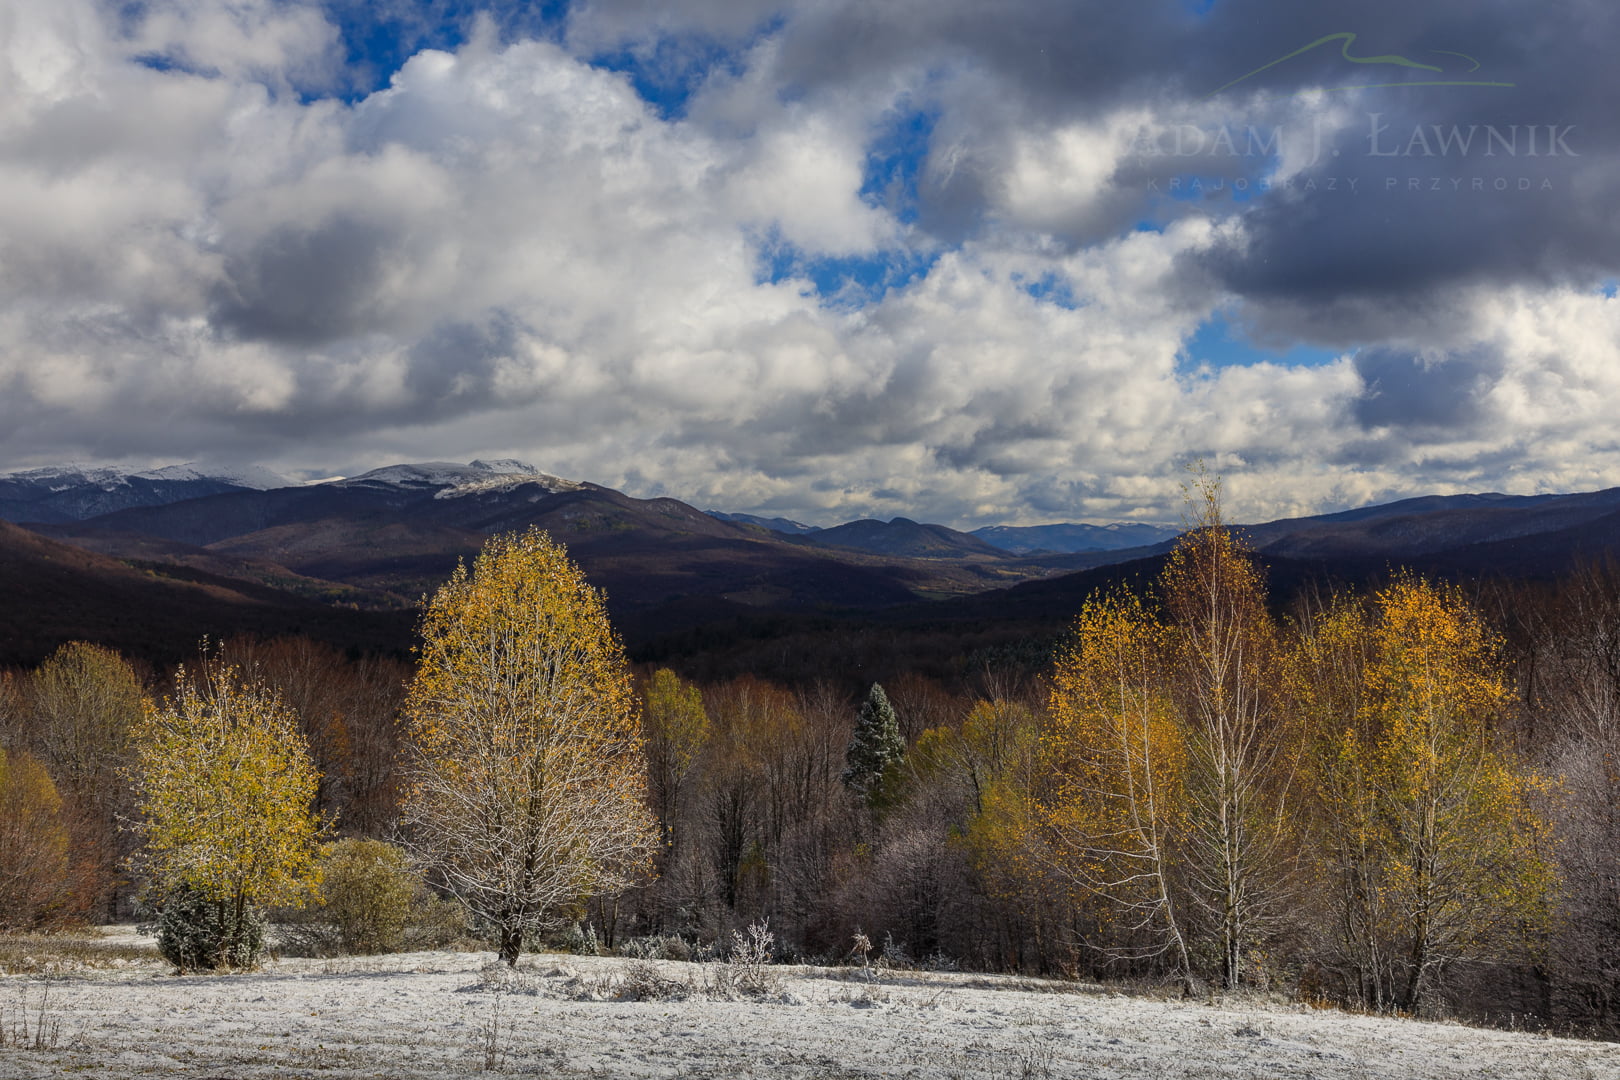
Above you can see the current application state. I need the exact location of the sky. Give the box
[1,0,1617,528]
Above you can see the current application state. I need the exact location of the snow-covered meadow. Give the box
[1,929,1615,1079]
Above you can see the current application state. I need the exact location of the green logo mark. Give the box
[1208,32,1516,97]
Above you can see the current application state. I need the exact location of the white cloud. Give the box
[126,0,343,88]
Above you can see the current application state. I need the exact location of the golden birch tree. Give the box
[1288,594,1390,1006]
[131,659,325,968]
[1160,470,1294,988]
[1040,591,1194,985]
[401,528,657,965]
[1357,577,1555,1011]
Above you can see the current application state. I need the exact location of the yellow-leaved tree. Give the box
[1288,593,1385,1005]
[0,746,80,929]
[131,658,325,969]
[1296,578,1556,1011]
[1039,590,1194,986]
[1358,577,1554,1011]
[642,668,710,853]
[401,528,658,965]
[920,696,1054,973]
[28,641,146,918]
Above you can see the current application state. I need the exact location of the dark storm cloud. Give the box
[212,216,400,345]
[1352,346,1503,433]
[767,1,1196,115]
[1176,1,1620,333]
[398,317,533,418]
[613,0,1620,326]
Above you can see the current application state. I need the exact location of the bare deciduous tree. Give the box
[1161,471,1295,989]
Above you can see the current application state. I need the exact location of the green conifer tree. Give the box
[842,683,904,802]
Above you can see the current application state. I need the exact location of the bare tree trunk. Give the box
[498,923,522,966]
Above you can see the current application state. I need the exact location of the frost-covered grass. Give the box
[0,928,1615,1078]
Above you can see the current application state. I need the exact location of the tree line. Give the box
[1,481,1618,1034]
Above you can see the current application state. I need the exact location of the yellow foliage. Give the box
[642,668,710,850]
[401,527,658,963]
[29,641,144,800]
[1038,590,1192,971]
[131,661,325,911]
[1158,468,1291,988]
[917,697,1037,819]
[0,746,78,929]
[1295,577,1556,1010]
[643,668,710,782]
[1044,593,1186,862]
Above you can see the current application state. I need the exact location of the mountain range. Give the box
[702,509,1180,555]
[0,463,291,524]
[970,521,1181,554]
[1,459,1616,669]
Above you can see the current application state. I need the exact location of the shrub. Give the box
[277,839,467,957]
[156,887,267,971]
[617,933,692,962]
[714,920,781,997]
[319,839,417,954]
[547,921,602,956]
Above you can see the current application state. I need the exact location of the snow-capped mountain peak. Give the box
[0,461,294,524]
[133,463,293,490]
[0,462,292,492]
[329,460,582,498]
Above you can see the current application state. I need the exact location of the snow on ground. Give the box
[1,932,1615,1079]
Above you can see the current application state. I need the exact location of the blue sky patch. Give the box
[1182,314,1344,371]
[860,107,936,226]
[756,231,936,308]
[589,36,740,121]
[1016,272,1081,310]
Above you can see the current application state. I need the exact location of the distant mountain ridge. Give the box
[1240,487,1620,561]
[26,462,1030,642]
[807,517,1008,560]
[325,459,582,497]
[6,457,1620,670]
[705,511,823,535]
[0,518,409,667]
[706,510,1181,555]
[972,521,1180,554]
[0,462,293,524]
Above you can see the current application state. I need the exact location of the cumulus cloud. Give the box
[0,0,1616,527]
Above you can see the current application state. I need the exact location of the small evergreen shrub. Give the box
[157,888,266,971]
[552,921,602,956]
